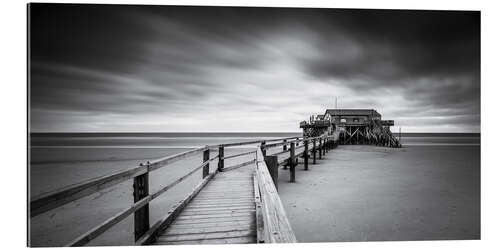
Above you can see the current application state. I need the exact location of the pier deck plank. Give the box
[151,164,257,245]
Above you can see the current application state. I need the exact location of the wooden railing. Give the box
[254,146,296,243]
[260,134,338,183]
[29,134,338,246]
[252,133,338,243]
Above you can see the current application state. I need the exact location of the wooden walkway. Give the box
[30,134,337,246]
[151,164,256,245]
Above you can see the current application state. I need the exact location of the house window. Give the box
[353,118,359,122]
[340,118,346,123]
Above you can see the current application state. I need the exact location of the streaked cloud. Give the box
[29,4,480,132]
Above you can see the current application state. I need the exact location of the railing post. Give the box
[304,139,309,170]
[319,138,322,159]
[260,141,266,157]
[322,137,325,155]
[321,137,324,155]
[218,145,224,172]
[295,138,299,166]
[133,162,150,241]
[289,142,296,183]
[324,138,328,153]
[313,139,317,164]
[283,140,288,169]
[264,155,279,191]
[325,137,328,152]
[203,147,209,179]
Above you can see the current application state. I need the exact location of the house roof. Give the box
[325,109,381,117]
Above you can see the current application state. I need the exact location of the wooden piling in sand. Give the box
[289,142,296,182]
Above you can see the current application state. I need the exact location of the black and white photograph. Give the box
[26,2,482,248]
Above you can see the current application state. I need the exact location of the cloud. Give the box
[29,4,480,132]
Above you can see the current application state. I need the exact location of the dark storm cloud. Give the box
[292,9,480,130]
[30,4,155,74]
[29,4,480,132]
[303,10,479,80]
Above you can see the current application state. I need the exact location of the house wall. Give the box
[332,115,370,125]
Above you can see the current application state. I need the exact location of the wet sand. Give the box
[29,142,480,245]
[277,145,480,242]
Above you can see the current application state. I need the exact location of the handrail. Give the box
[262,136,301,143]
[218,139,263,148]
[30,146,209,217]
[67,195,152,246]
[30,133,334,246]
[221,150,256,160]
[222,159,256,172]
[255,146,297,243]
[262,135,326,149]
[30,164,148,217]
[218,136,303,148]
[263,140,291,149]
[31,136,309,218]
[269,149,290,157]
[148,146,208,172]
[65,153,218,246]
[150,154,218,200]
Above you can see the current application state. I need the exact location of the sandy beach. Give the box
[29,147,255,246]
[277,145,480,242]
[29,135,480,246]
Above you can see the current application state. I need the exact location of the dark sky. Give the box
[29,4,480,132]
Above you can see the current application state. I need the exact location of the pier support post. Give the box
[133,162,150,241]
[218,146,224,172]
[264,155,279,191]
[304,139,309,170]
[203,147,209,179]
[319,139,322,159]
[323,138,327,155]
[289,142,296,182]
[324,138,327,154]
[322,138,325,157]
[295,139,299,166]
[313,139,317,164]
[260,141,266,157]
[283,140,288,169]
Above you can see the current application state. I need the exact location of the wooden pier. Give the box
[30,134,338,246]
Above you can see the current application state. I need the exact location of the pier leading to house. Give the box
[29,107,402,246]
[30,133,340,246]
